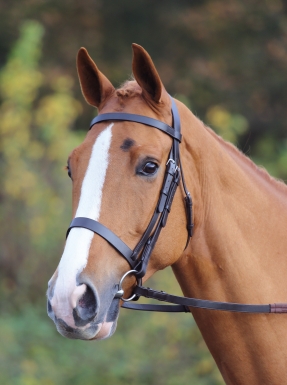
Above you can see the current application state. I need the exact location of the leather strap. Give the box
[122,285,272,313]
[133,164,181,278]
[170,98,181,161]
[67,217,136,268]
[90,113,182,142]
[122,302,190,312]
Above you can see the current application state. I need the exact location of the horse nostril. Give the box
[78,285,96,311]
[73,284,98,327]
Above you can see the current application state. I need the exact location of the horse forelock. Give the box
[99,79,172,121]
[116,79,140,98]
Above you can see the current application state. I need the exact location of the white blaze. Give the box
[52,124,113,314]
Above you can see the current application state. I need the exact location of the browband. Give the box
[90,112,182,142]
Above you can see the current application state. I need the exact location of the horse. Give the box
[47,44,287,385]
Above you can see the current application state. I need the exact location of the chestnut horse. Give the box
[47,44,287,384]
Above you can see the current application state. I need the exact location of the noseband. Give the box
[66,97,287,314]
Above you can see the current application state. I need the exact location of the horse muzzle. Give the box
[47,278,120,340]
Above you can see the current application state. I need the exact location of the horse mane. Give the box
[204,123,287,195]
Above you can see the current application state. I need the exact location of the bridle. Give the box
[66,97,287,314]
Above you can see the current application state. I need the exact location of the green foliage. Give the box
[206,105,248,143]
[0,20,82,307]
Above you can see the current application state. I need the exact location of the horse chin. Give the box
[90,320,118,340]
[54,317,118,341]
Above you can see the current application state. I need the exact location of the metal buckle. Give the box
[166,158,179,173]
[166,158,175,166]
[115,270,139,302]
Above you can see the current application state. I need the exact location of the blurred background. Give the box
[1,1,287,384]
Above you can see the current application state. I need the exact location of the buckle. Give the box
[166,158,175,166]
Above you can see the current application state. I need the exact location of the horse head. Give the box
[47,44,192,340]
[46,41,287,385]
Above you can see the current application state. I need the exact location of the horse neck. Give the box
[174,114,287,384]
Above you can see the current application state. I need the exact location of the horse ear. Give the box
[76,47,115,107]
[132,43,163,103]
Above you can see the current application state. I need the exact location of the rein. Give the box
[66,97,287,315]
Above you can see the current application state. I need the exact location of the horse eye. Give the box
[142,161,158,175]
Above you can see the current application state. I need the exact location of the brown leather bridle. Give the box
[66,97,287,314]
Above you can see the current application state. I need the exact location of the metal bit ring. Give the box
[116,269,138,302]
